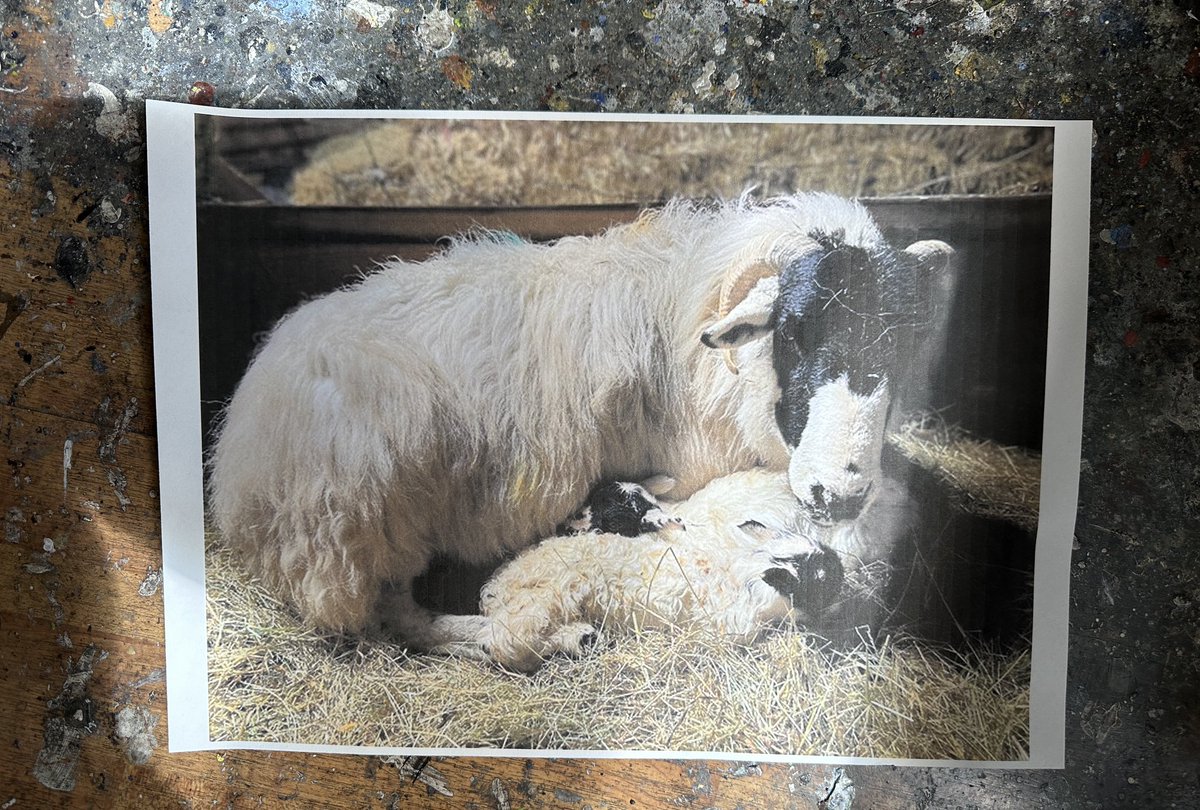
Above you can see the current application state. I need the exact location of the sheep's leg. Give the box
[377,585,491,658]
[247,519,388,635]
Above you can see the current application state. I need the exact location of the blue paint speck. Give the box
[1108,224,1134,249]
[263,0,313,21]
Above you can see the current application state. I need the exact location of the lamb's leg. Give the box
[376,584,492,659]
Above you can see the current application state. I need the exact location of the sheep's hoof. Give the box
[549,622,602,658]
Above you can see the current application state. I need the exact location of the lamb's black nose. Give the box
[764,546,845,615]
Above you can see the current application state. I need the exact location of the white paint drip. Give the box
[482,47,516,68]
[344,0,395,29]
[62,439,73,493]
[691,60,717,97]
[962,1,992,34]
[85,82,135,142]
[416,6,456,55]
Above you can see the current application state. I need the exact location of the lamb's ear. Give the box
[736,519,783,543]
[700,277,778,350]
[640,474,677,497]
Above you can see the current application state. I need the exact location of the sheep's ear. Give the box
[736,519,783,543]
[640,475,677,497]
[904,239,957,332]
[903,240,955,273]
[700,277,778,350]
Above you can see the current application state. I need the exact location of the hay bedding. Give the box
[287,121,1053,208]
[206,538,1028,758]
[206,426,1035,759]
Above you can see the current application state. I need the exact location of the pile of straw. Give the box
[288,120,1053,208]
[207,545,1029,759]
[889,416,1042,532]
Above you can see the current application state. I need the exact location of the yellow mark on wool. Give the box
[101,0,117,28]
[508,465,533,504]
[148,0,171,33]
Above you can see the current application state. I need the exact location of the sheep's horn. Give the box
[903,239,955,271]
[716,260,778,374]
[716,238,823,374]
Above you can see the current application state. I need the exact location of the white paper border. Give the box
[147,101,1091,767]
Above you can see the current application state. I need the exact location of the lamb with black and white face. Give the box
[702,231,955,525]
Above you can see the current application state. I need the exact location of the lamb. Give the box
[478,469,845,672]
[208,193,954,650]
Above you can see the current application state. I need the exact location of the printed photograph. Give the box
[191,115,1054,760]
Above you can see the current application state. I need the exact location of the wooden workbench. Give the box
[4,0,1200,806]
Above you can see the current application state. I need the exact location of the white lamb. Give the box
[476,469,847,672]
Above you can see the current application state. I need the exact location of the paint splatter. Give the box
[646,0,727,66]
[54,236,91,288]
[416,7,456,55]
[85,82,136,142]
[1100,224,1135,249]
[62,438,73,493]
[114,706,159,765]
[97,396,138,463]
[818,767,855,810]
[345,0,396,30]
[441,55,473,91]
[107,467,131,510]
[33,646,104,791]
[138,566,163,597]
[147,0,171,34]
[491,778,511,810]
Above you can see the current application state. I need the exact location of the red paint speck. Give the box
[1137,149,1151,169]
[188,81,216,106]
[1186,48,1200,80]
[1155,256,1171,268]
[66,296,75,305]
[1123,330,1139,348]
[911,25,925,37]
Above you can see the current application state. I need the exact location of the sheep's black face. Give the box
[762,545,846,617]
[772,238,927,524]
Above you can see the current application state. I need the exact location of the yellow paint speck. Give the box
[148,0,171,34]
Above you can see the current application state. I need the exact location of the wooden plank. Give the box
[197,194,1051,246]
[0,171,157,438]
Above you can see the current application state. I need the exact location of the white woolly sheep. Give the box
[208,193,954,649]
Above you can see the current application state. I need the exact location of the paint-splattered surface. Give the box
[1,0,1199,806]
